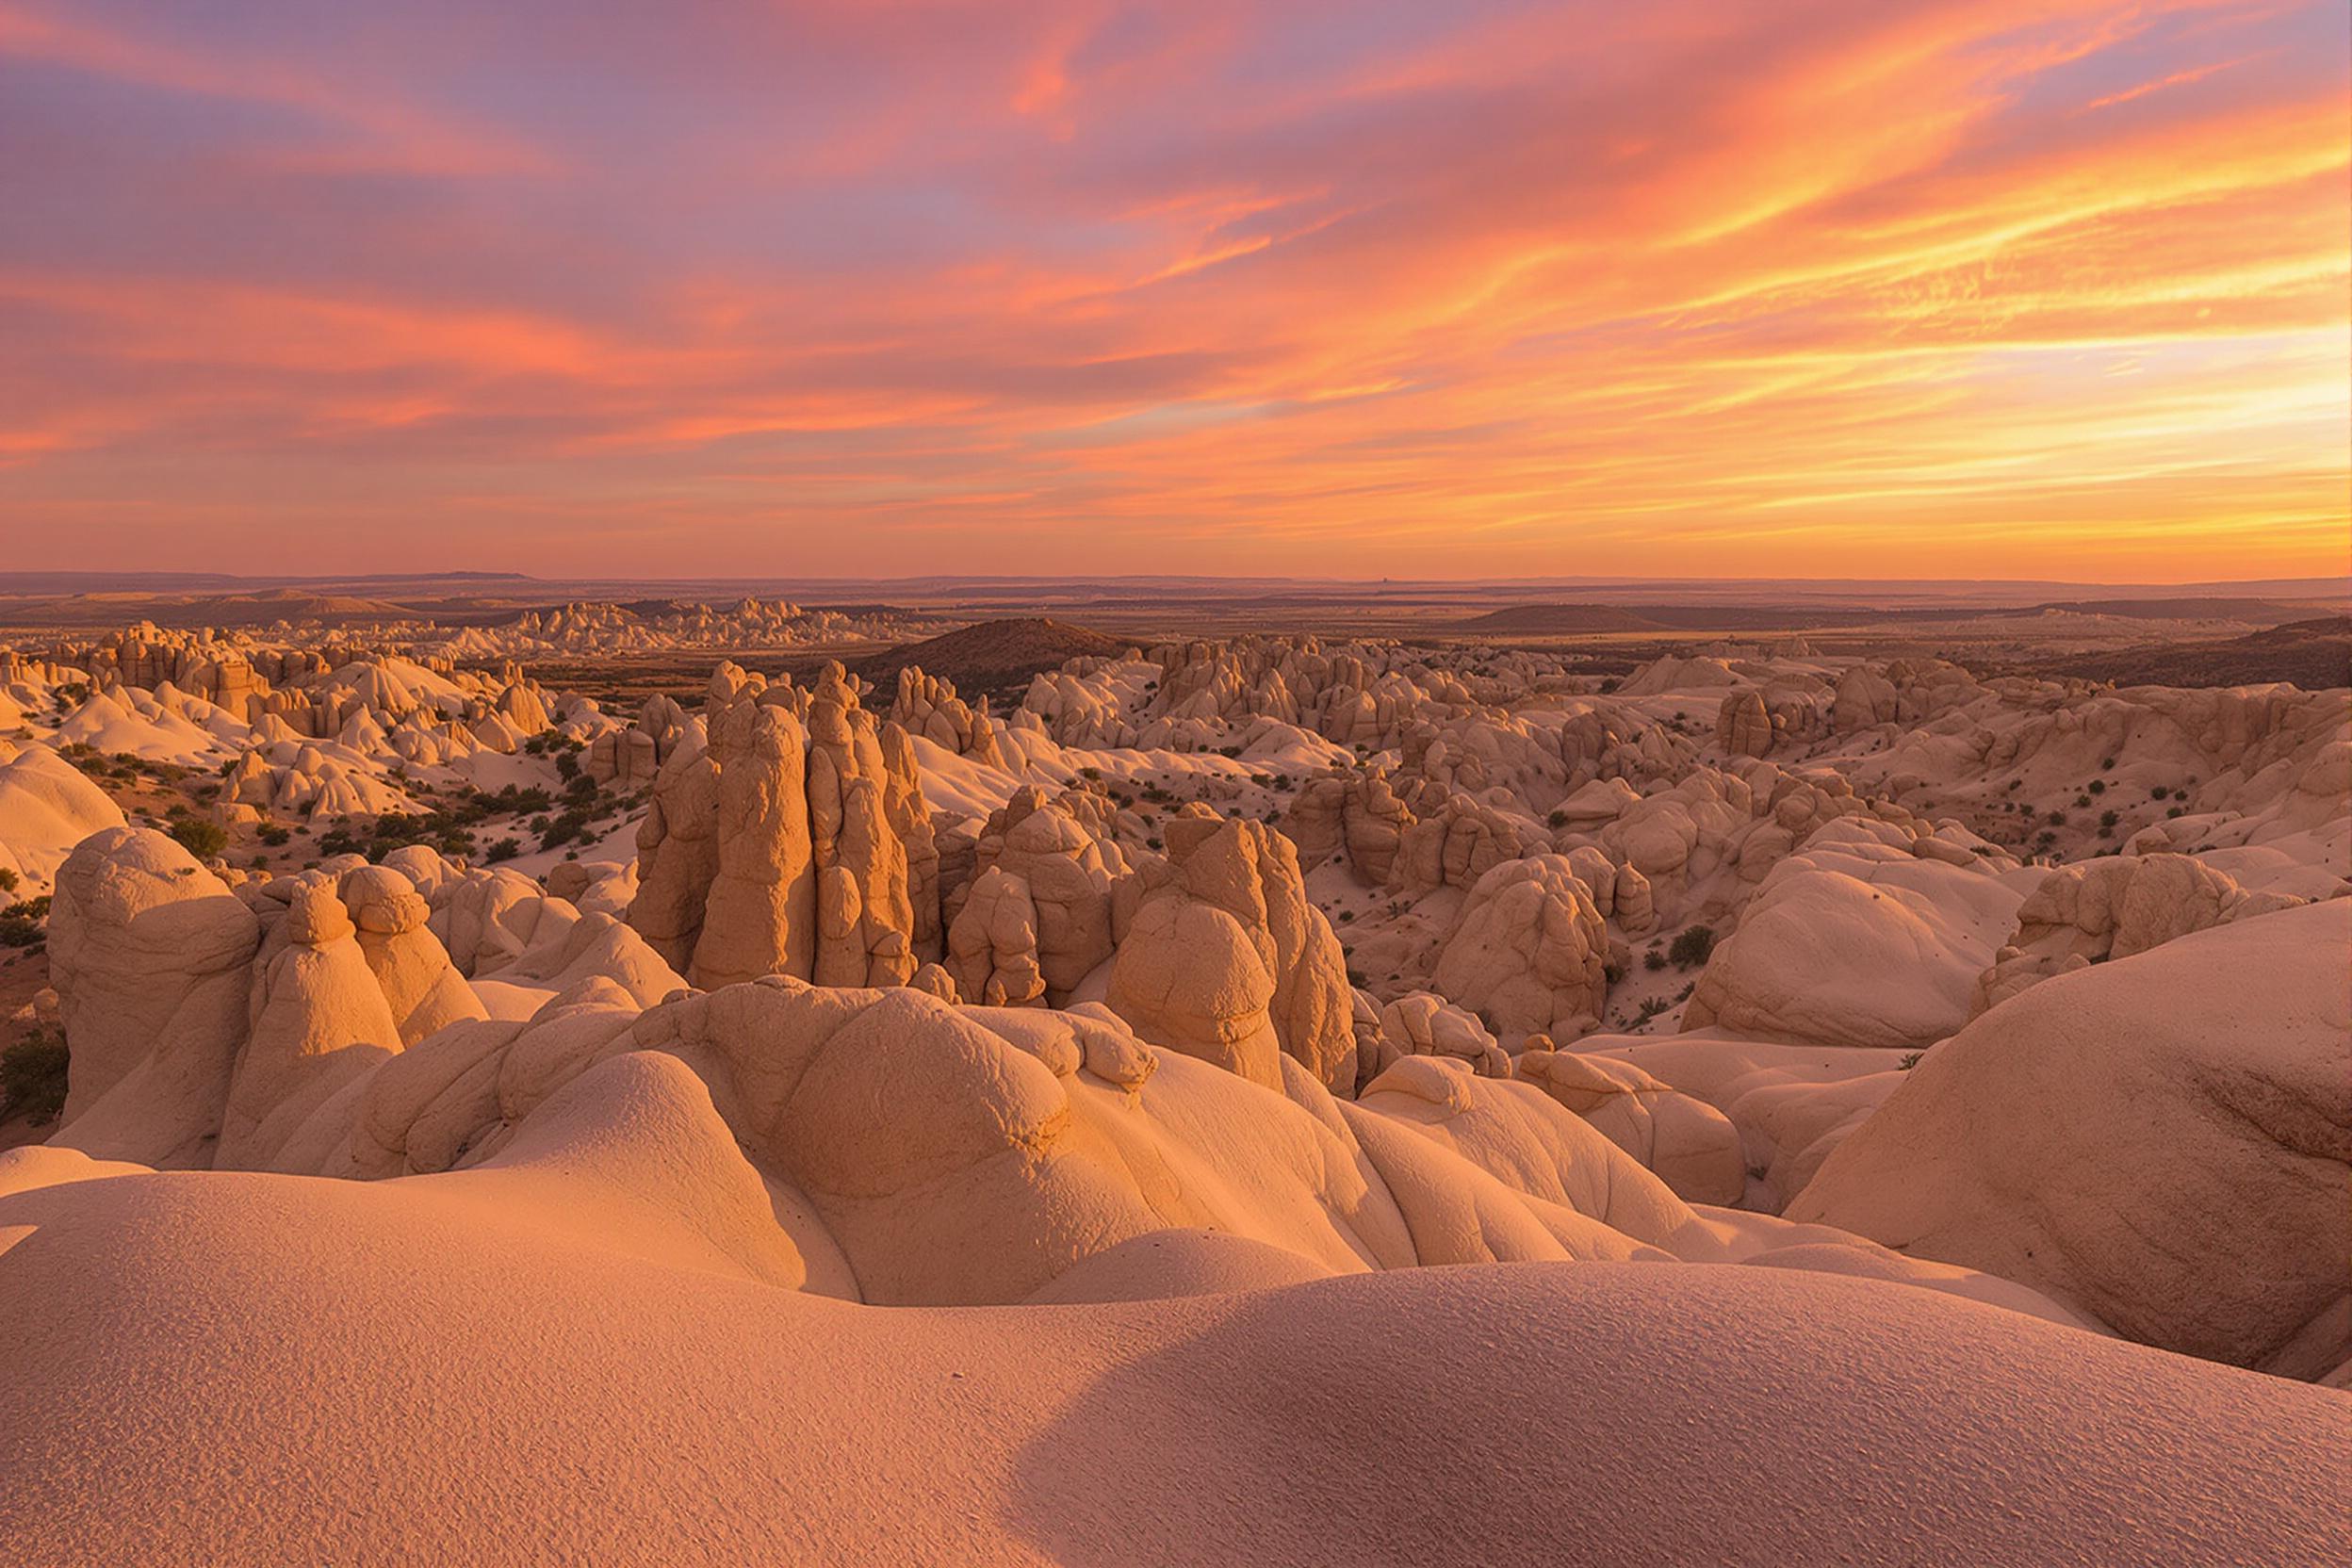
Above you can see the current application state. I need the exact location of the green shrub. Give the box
[168,818,229,861]
[538,805,596,851]
[0,895,51,948]
[1667,925,1715,968]
[1,1030,70,1126]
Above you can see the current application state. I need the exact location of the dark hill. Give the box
[2019,618,2352,690]
[857,617,1126,703]
[1452,605,1674,634]
[2003,597,2310,623]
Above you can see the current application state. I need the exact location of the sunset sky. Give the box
[1,0,2345,580]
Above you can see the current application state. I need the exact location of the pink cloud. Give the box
[0,0,2342,579]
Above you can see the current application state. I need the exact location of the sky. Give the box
[0,0,2345,581]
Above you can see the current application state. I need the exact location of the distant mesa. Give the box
[1452,604,1676,634]
[2,588,420,629]
[2002,597,2314,623]
[857,616,1126,701]
[2018,615,2352,690]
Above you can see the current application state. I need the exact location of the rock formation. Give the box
[1792,901,2352,1380]
[628,662,933,988]
[1107,808,1356,1090]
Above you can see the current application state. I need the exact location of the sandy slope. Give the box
[0,1054,2343,1567]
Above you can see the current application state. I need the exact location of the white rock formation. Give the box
[1790,901,2352,1380]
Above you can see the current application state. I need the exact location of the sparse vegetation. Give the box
[1668,925,1715,968]
[168,818,229,860]
[0,894,51,948]
[1,1029,70,1126]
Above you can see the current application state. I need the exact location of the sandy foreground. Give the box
[3,1082,2345,1566]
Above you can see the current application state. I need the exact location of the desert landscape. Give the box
[4,0,2348,1561]
[0,571,2345,1560]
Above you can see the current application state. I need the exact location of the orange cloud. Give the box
[0,0,2341,580]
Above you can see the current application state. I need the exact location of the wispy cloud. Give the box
[0,0,2342,578]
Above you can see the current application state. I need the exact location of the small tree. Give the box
[1668,925,1716,969]
[169,818,229,861]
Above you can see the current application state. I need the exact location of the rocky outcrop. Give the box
[1514,1043,1744,1204]
[1107,808,1356,1091]
[1361,992,1511,1081]
[1281,769,1415,886]
[338,865,487,1045]
[44,827,261,1167]
[1717,689,1774,758]
[945,788,1128,1005]
[690,698,815,989]
[1970,853,2308,1015]
[629,662,933,988]
[1682,820,2023,1050]
[1791,902,2352,1380]
[889,666,1007,769]
[1429,855,1611,1049]
[218,880,403,1169]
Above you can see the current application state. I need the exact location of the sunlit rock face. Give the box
[629,661,932,991]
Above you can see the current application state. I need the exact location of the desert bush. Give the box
[169,818,229,861]
[0,895,51,948]
[1668,925,1715,968]
[1,1029,70,1126]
